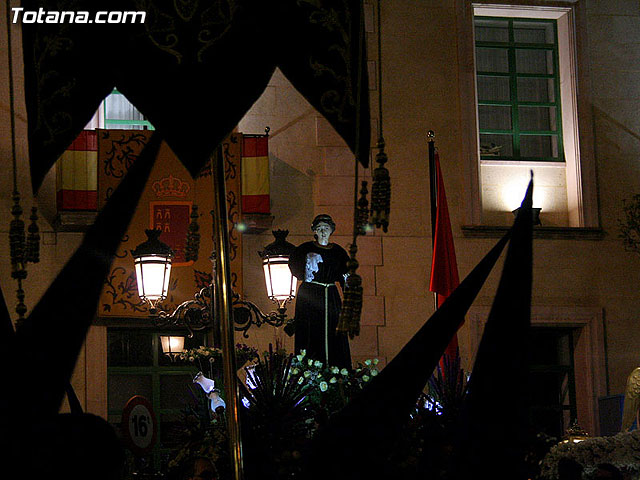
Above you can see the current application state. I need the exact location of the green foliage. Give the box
[165,387,230,480]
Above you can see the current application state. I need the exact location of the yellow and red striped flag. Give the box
[241,135,270,214]
[56,130,98,211]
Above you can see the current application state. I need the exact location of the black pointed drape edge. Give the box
[9,134,162,421]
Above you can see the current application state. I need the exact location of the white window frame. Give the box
[458,2,598,228]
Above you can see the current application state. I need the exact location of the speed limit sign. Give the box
[121,395,157,455]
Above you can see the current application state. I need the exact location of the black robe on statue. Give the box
[288,241,351,368]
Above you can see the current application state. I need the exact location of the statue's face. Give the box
[313,222,332,244]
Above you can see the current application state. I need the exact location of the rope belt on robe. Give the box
[307,280,336,365]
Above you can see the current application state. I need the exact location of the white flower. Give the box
[373,358,379,365]
[365,359,372,366]
[308,359,313,366]
[329,377,337,384]
[298,377,304,384]
[314,360,323,368]
[319,381,328,392]
[340,368,349,376]
[331,366,339,374]
[371,369,378,376]
[209,357,215,363]
[363,375,370,382]
[189,356,195,362]
[304,371,311,378]
[300,349,306,357]
[296,353,305,362]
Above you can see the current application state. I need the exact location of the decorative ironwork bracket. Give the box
[149,284,289,339]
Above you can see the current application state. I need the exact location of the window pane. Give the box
[160,374,196,409]
[108,330,153,367]
[517,77,555,103]
[519,106,557,131]
[520,135,558,158]
[475,19,509,42]
[480,134,513,157]
[477,76,510,102]
[513,21,554,44]
[478,105,512,130]
[531,372,565,404]
[476,47,509,73]
[105,93,145,121]
[516,49,553,74]
[108,374,152,411]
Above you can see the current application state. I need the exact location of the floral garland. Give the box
[540,430,640,478]
[179,343,259,368]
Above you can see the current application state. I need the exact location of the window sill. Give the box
[54,211,98,232]
[240,213,274,234]
[461,225,604,240]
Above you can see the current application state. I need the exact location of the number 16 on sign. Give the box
[122,396,157,455]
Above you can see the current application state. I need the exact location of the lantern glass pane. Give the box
[135,261,145,298]
[263,256,296,301]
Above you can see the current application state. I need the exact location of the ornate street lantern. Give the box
[160,335,185,359]
[259,230,297,308]
[132,229,174,311]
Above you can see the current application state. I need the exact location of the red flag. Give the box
[429,153,460,362]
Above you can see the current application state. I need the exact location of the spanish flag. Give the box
[241,135,270,214]
[56,130,98,211]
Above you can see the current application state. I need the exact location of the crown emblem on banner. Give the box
[152,175,191,198]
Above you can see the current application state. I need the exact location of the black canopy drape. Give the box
[21,0,370,194]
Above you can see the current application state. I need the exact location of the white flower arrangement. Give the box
[540,430,640,479]
[289,349,381,400]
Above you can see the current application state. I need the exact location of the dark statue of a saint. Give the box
[287,214,351,368]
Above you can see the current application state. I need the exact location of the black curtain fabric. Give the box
[303,231,511,480]
[275,0,370,164]
[21,0,369,194]
[0,284,14,348]
[454,179,534,479]
[8,134,161,423]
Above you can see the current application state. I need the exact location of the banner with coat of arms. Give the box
[97,129,243,318]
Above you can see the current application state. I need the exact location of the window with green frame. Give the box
[107,328,206,472]
[475,17,563,162]
[529,327,578,438]
[104,89,155,130]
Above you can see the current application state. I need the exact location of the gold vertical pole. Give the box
[211,146,244,480]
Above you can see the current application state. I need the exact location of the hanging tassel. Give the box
[26,206,40,264]
[369,0,391,233]
[185,204,201,262]
[9,192,26,280]
[370,138,391,233]
[356,180,370,236]
[337,244,363,339]
[14,280,27,327]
